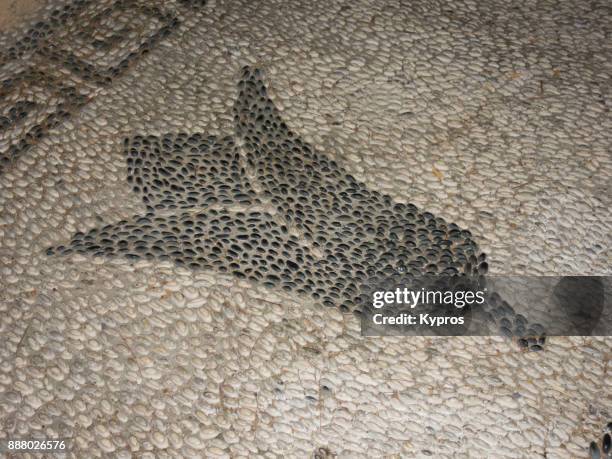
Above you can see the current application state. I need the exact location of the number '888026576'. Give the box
[5,439,67,451]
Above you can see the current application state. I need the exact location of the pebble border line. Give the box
[0,0,188,176]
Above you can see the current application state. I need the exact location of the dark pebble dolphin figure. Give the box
[49,66,603,349]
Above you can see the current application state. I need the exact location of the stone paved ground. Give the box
[0,0,610,457]
[0,0,44,31]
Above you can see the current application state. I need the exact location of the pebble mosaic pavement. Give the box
[0,0,611,457]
